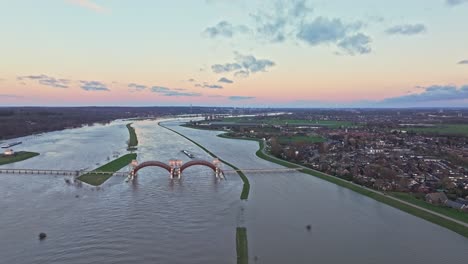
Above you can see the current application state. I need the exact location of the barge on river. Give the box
[1,141,22,149]
[181,150,195,158]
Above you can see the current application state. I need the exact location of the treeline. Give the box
[0,106,234,140]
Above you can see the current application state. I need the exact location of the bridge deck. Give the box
[0,168,128,177]
[0,167,300,177]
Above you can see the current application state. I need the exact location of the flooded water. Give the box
[0,119,467,264]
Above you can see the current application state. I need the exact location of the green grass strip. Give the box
[405,124,468,137]
[159,123,250,200]
[78,153,137,186]
[126,123,138,151]
[390,192,468,224]
[0,151,40,165]
[219,134,468,238]
[217,134,299,169]
[236,227,249,264]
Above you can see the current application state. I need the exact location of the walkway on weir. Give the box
[0,168,128,177]
[0,167,300,177]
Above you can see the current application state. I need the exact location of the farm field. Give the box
[405,124,468,136]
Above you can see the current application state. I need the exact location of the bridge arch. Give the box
[179,160,218,173]
[133,161,172,175]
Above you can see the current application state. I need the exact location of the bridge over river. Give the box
[0,158,301,182]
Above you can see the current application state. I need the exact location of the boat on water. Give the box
[181,150,194,158]
[1,141,22,149]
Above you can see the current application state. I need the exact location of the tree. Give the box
[270,137,282,157]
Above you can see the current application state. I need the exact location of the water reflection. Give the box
[168,177,183,190]
[130,177,139,191]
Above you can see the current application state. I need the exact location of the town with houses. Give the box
[189,109,468,212]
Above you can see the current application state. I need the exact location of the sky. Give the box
[0,0,467,107]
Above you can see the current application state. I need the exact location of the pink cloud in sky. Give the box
[66,0,109,13]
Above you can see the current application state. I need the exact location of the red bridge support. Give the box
[129,159,223,180]
[180,160,218,173]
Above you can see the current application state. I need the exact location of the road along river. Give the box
[0,119,467,264]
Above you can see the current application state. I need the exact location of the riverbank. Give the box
[159,123,250,200]
[78,153,137,186]
[0,151,40,166]
[390,192,468,224]
[126,123,138,151]
[218,134,468,238]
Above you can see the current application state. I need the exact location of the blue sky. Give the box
[0,0,467,107]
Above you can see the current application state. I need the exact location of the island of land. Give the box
[0,151,40,166]
[78,122,140,186]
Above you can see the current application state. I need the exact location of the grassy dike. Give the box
[218,134,468,238]
[236,227,249,264]
[0,151,40,165]
[159,123,250,200]
[78,153,137,186]
[126,123,138,151]
[390,192,468,224]
[79,122,140,186]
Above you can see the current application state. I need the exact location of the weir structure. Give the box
[128,158,224,180]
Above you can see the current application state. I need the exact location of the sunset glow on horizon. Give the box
[1,0,468,107]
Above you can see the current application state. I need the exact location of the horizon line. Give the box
[1,105,468,110]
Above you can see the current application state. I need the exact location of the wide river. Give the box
[0,119,467,264]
